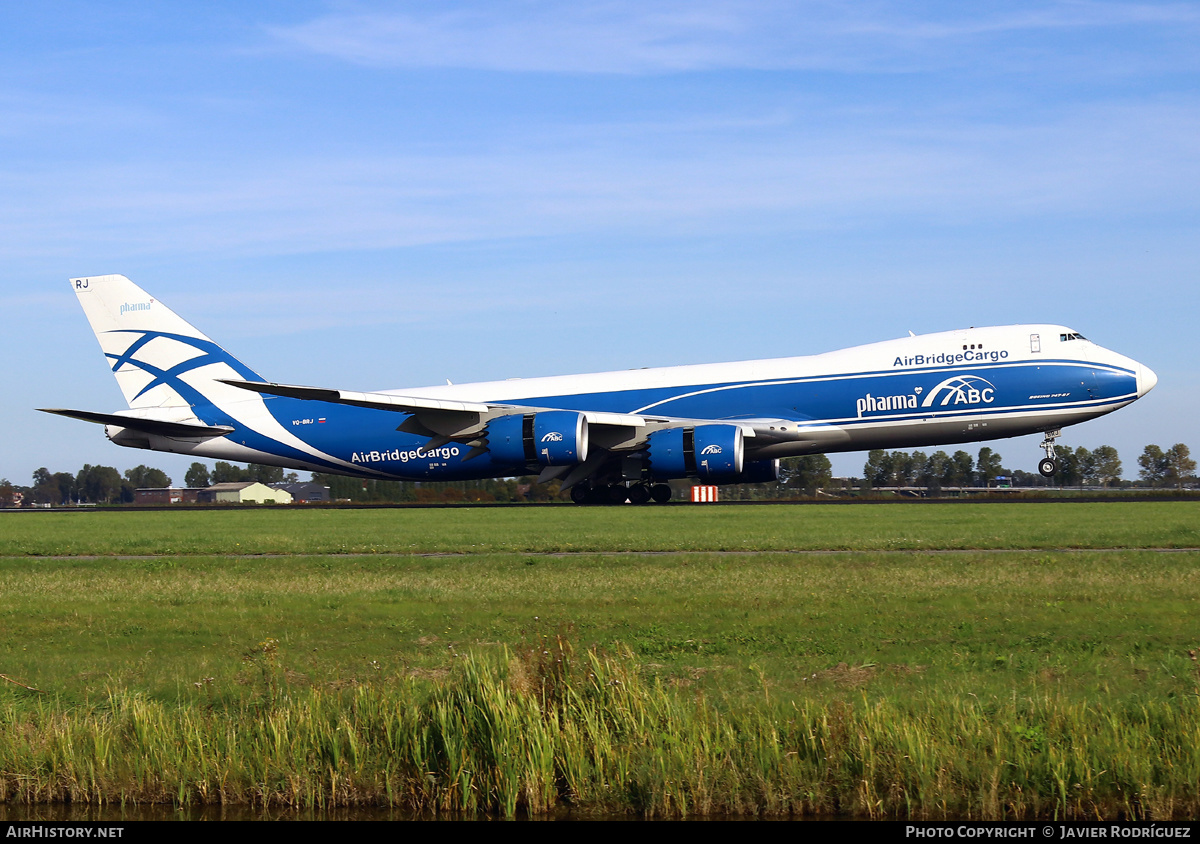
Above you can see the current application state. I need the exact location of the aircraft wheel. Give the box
[627,484,651,505]
[1038,457,1058,477]
[570,484,591,505]
[650,483,673,504]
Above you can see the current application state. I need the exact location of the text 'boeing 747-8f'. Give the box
[41,274,1157,504]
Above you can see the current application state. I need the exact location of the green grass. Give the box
[2,647,1197,819]
[2,549,1197,703]
[2,501,1199,555]
[0,502,1197,818]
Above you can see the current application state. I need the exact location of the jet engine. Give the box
[646,424,745,482]
[486,411,589,467]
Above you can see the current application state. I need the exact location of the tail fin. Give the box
[71,274,262,410]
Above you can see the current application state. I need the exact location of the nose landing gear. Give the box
[1038,429,1062,477]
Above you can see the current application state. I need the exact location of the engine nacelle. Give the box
[487,411,588,468]
[692,424,744,481]
[646,424,744,482]
[534,410,588,465]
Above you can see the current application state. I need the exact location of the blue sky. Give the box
[3,1,1198,485]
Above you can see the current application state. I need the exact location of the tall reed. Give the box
[1,645,1196,818]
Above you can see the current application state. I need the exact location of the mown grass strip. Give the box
[1,549,1197,703]
[2,502,1199,556]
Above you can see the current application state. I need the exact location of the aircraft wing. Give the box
[219,379,845,452]
[220,379,497,414]
[219,379,657,439]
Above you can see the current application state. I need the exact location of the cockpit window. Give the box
[1059,332,1087,342]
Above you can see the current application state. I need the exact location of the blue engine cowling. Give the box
[692,424,743,480]
[646,424,744,482]
[487,411,588,467]
[645,426,688,478]
[534,410,588,465]
[486,413,529,467]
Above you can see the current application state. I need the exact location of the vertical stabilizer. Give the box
[71,274,262,410]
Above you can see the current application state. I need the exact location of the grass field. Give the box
[3,500,1200,555]
[1,503,1198,818]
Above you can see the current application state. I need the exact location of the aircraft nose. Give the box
[1137,363,1158,398]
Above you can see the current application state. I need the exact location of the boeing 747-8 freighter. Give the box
[41,274,1157,503]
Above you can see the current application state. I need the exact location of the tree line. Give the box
[23,464,173,506]
[181,462,300,489]
[14,462,301,506]
[861,443,1195,490]
[2,442,1194,506]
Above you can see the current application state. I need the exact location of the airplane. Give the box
[41,274,1157,504]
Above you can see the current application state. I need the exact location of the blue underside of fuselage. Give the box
[193,359,1139,481]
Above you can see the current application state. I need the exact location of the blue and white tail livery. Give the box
[42,274,1157,503]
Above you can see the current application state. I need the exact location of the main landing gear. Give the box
[1038,429,1062,478]
[569,482,673,505]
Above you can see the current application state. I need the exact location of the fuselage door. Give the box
[1030,334,1041,353]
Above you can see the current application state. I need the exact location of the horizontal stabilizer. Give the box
[38,408,234,439]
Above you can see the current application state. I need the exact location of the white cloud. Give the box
[267,0,1200,74]
[2,96,1196,263]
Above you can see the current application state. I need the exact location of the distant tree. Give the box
[1135,444,1194,488]
[206,462,285,485]
[946,450,974,487]
[1090,445,1122,487]
[250,464,284,485]
[211,461,248,484]
[918,451,949,492]
[76,464,123,504]
[124,465,172,489]
[863,450,891,488]
[185,462,211,488]
[1053,445,1083,486]
[1164,444,1196,489]
[30,467,69,505]
[1073,447,1094,486]
[48,471,76,504]
[55,472,76,502]
[1009,469,1042,488]
[0,480,14,508]
[1138,445,1167,486]
[976,447,1003,485]
[782,454,833,495]
[897,451,924,486]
